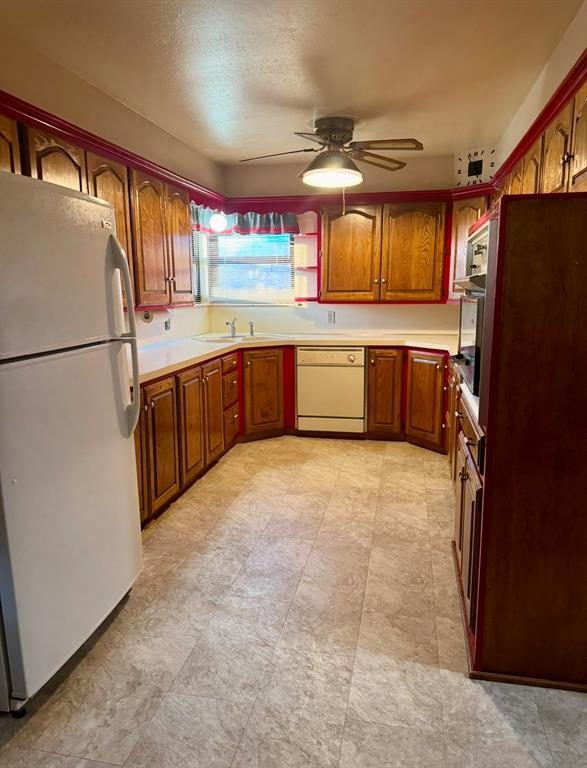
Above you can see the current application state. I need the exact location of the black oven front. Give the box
[456,294,485,395]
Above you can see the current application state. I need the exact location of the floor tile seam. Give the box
[531,687,559,768]
[337,521,375,767]
[159,689,256,709]
[425,485,451,768]
[29,745,122,767]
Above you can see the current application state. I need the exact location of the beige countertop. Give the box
[136,332,458,384]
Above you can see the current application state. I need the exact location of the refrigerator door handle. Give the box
[109,235,140,434]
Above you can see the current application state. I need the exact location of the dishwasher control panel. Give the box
[296,347,365,366]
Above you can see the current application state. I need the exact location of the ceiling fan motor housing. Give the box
[313,116,355,146]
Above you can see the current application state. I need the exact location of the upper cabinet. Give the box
[321,202,446,303]
[521,138,543,193]
[569,81,587,192]
[86,152,134,306]
[541,100,573,193]
[321,205,381,301]
[449,197,486,299]
[508,160,524,195]
[130,170,170,307]
[25,126,87,193]
[164,184,193,304]
[0,113,21,174]
[130,170,194,308]
[380,202,445,301]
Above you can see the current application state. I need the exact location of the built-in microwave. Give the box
[454,294,485,396]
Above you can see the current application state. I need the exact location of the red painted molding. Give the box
[0,88,225,206]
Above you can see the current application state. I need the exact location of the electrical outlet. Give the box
[164,318,171,331]
[328,311,336,324]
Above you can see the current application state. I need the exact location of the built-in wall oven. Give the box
[455,294,485,395]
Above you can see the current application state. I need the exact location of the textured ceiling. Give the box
[1,0,582,165]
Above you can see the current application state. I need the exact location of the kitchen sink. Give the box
[193,334,282,344]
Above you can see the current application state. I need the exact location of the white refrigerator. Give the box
[0,171,143,714]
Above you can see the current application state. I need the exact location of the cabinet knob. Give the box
[143,404,148,412]
[150,401,155,409]
[246,362,250,367]
[232,379,237,384]
[370,359,375,366]
[381,278,386,284]
[233,413,239,420]
[373,278,379,284]
[436,364,441,371]
[459,469,468,481]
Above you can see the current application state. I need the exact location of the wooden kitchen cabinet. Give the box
[177,367,205,488]
[521,138,543,193]
[144,377,180,515]
[380,202,445,301]
[165,184,193,304]
[366,348,403,437]
[454,432,482,628]
[321,205,382,301]
[202,359,225,465]
[569,80,587,192]
[134,389,149,526]
[508,160,524,194]
[86,152,134,306]
[130,170,169,307]
[405,350,445,451]
[0,113,21,174]
[446,368,461,486]
[449,197,486,298]
[243,348,284,437]
[541,100,573,193]
[25,126,88,192]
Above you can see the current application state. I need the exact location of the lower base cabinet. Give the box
[202,359,225,465]
[367,348,403,436]
[134,389,149,526]
[144,377,180,516]
[405,350,445,451]
[177,367,205,488]
[244,348,284,437]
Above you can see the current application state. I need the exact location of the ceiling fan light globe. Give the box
[301,150,363,189]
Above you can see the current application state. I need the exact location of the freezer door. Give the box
[0,172,128,360]
[0,342,142,702]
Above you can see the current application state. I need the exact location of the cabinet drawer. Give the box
[224,404,240,447]
[223,372,239,410]
[222,353,238,375]
[458,397,485,474]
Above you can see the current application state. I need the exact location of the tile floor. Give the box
[0,437,585,767]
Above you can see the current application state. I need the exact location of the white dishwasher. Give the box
[296,347,365,433]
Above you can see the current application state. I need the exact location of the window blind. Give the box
[206,233,295,305]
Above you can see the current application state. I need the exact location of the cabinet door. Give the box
[457,434,483,628]
[449,197,485,298]
[130,170,170,307]
[521,138,543,193]
[144,377,180,514]
[454,435,467,562]
[367,348,403,436]
[244,348,284,436]
[321,205,382,301]
[405,350,445,451]
[380,202,445,301]
[0,113,21,173]
[446,374,461,484]
[26,126,87,192]
[224,403,240,450]
[134,389,149,526]
[569,81,587,192]
[165,184,194,304]
[177,367,205,488]
[541,100,573,193]
[86,152,134,307]
[202,359,225,466]
[508,160,523,194]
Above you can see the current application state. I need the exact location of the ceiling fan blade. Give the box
[348,138,423,151]
[294,132,327,146]
[240,148,319,162]
[350,150,407,172]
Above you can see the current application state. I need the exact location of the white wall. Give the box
[0,27,224,194]
[135,306,210,347]
[497,0,587,164]
[223,155,455,197]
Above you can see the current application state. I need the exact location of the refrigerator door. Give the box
[0,172,128,360]
[0,342,142,702]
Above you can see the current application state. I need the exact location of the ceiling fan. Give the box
[239,116,423,188]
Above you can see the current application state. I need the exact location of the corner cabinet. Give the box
[367,348,403,437]
[0,113,21,174]
[243,348,284,437]
[380,202,445,301]
[321,205,381,301]
[320,202,446,302]
[25,126,88,192]
[405,350,445,451]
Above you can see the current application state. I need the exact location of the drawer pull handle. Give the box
[233,413,239,420]
[232,379,237,384]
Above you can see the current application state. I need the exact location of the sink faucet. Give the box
[225,317,238,338]
[248,321,255,337]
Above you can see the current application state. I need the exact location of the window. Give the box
[200,233,295,305]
